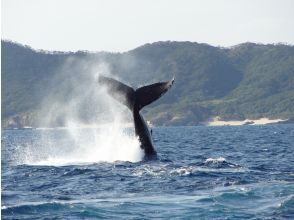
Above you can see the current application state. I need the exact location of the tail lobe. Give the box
[135,77,174,110]
[98,76,135,110]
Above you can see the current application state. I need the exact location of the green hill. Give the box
[2,40,294,127]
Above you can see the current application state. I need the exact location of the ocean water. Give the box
[1,125,294,219]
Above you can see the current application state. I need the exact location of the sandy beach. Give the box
[206,117,287,126]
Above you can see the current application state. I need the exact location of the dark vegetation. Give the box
[2,40,294,127]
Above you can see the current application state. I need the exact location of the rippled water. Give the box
[2,125,294,219]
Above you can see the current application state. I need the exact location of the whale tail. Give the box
[98,76,174,111]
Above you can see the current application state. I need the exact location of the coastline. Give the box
[2,116,292,130]
[205,117,288,126]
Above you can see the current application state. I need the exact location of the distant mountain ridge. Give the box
[2,40,294,127]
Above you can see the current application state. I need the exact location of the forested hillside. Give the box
[2,40,294,127]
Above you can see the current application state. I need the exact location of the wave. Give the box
[131,163,247,177]
[203,157,240,168]
[205,157,226,163]
[2,201,72,213]
[278,195,294,210]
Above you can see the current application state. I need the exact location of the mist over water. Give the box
[25,57,144,164]
[18,126,143,165]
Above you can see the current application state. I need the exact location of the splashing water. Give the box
[17,122,144,166]
[16,60,145,166]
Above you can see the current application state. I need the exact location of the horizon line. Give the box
[2,38,293,54]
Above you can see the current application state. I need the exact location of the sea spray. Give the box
[29,125,143,166]
[15,58,144,165]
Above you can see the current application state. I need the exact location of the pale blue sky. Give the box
[2,0,294,52]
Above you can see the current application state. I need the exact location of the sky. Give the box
[2,0,294,52]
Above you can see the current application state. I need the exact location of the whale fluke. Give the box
[98,75,174,157]
[99,76,174,111]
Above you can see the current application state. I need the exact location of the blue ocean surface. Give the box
[1,125,294,219]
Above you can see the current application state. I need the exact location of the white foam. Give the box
[131,164,247,177]
[205,157,226,163]
[20,123,144,166]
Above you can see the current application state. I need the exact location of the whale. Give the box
[98,76,174,158]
